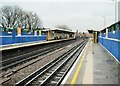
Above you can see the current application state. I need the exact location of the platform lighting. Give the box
[111,0,118,22]
[102,16,106,28]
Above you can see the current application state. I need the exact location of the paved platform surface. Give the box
[62,39,119,85]
[0,38,74,51]
[93,43,119,84]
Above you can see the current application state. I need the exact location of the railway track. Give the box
[1,39,76,61]
[0,39,76,71]
[15,39,88,86]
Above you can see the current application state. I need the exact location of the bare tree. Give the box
[25,12,33,31]
[0,5,23,31]
[0,5,42,32]
[0,5,13,30]
[0,14,5,29]
[12,6,23,28]
[32,13,42,30]
[18,11,28,29]
[25,12,42,31]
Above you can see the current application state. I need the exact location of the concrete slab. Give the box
[82,40,93,84]
[61,39,90,85]
[0,38,75,51]
[93,43,119,84]
[62,39,119,85]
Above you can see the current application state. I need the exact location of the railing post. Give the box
[12,30,16,44]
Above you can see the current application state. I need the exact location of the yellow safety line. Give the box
[70,45,88,86]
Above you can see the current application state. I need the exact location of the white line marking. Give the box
[61,40,89,84]
[99,37,120,42]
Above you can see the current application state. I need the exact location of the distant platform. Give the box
[0,38,75,51]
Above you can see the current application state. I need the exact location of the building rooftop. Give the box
[42,27,75,33]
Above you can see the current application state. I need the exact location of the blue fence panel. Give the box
[108,30,120,39]
[98,37,120,62]
[40,35,46,40]
[0,31,13,36]
[108,32,112,38]
[118,30,120,40]
[1,36,13,45]
[115,30,119,39]
[21,32,34,35]
[0,31,15,45]
[15,37,23,43]
[0,28,47,45]
[0,32,46,45]
[101,33,106,37]
[21,32,28,35]
[118,42,120,61]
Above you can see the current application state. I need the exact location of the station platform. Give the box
[62,39,119,85]
[0,38,75,51]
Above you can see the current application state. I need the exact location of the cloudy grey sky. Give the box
[0,0,119,32]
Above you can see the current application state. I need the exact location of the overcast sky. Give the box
[0,0,119,32]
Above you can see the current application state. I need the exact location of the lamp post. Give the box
[102,16,106,28]
[111,0,117,22]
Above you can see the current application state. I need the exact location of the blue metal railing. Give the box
[98,30,120,62]
[0,31,46,45]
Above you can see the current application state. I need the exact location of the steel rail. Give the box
[0,39,75,71]
[1,40,72,66]
[15,39,88,86]
[40,41,87,86]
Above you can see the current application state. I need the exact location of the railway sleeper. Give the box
[15,40,88,86]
